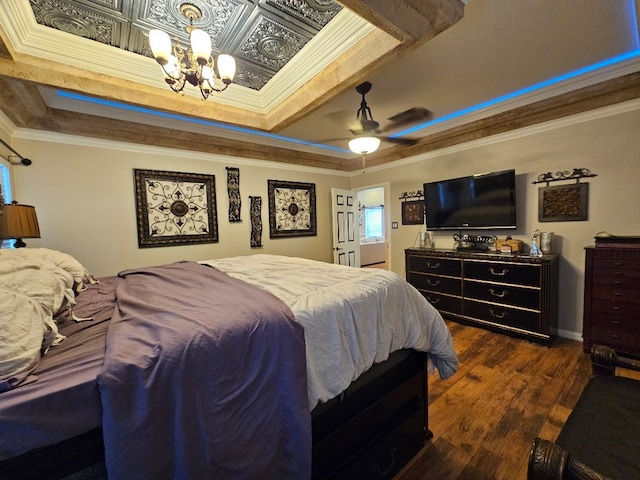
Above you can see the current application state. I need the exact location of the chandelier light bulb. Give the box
[201,65,214,81]
[217,54,236,83]
[190,28,212,65]
[149,29,171,66]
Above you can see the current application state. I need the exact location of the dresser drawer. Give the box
[592,274,640,290]
[589,317,640,349]
[591,285,640,305]
[464,280,540,310]
[418,291,462,315]
[464,261,540,287]
[408,272,461,296]
[591,255,640,271]
[407,256,461,277]
[593,266,640,281]
[590,298,640,316]
[463,299,540,332]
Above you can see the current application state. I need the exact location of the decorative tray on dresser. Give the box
[583,235,640,357]
[405,248,559,345]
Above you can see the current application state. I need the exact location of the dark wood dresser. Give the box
[405,248,559,345]
[583,239,640,356]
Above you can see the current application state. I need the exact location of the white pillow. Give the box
[0,247,96,291]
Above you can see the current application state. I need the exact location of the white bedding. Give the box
[201,254,458,409]
[0,248,95,392]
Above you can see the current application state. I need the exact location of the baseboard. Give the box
[554,328,583,342]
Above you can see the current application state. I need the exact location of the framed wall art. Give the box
[538,183,589,222]
[401,200,424,225]
[267,179,317,238]
[134,169,218,248]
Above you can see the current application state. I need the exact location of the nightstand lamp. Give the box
[1,201,40,248]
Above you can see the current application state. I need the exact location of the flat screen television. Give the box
[423,169,517,230]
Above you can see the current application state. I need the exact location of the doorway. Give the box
[356,183,390,270]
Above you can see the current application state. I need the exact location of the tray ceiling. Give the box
[28,0,343,91]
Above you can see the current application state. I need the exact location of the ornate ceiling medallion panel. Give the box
[28,0,342,91]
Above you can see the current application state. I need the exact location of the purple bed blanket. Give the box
[97,261,311,480]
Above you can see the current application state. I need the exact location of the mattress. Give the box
[0,254,458,470]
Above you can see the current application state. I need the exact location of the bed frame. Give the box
[0,350,429,480]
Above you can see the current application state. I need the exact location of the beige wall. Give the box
[7,98,640,340]
[352,99,640,339]
[10,135,349,277]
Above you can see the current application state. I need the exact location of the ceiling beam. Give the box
[339,0,466,43]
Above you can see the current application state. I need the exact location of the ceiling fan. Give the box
[346,81,433,153]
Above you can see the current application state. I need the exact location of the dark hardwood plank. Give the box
[396,321,591,480]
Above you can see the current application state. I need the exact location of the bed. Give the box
[0,250,458,480]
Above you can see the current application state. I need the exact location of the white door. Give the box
[331,188,360,266]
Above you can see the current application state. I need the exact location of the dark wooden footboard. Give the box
[312,350,429,480]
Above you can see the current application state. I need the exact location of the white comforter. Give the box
[202,254,458,409]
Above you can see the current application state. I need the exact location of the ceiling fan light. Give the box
[190,28,212,65]
[149,29,171,65]
[349,136,380,154]
[217,54,236,83]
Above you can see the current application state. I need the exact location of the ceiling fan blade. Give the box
[383,107,434,131]
[379,136,417,146]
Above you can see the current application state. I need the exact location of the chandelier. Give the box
[149,3,236,100]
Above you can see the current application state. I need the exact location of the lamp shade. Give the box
[349,136,380,154]
[217,54,236,83]
[149,29,172,66]
[1,203,40,246]
[190,29,212,65]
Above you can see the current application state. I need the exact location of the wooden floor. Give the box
[395,320,593,480]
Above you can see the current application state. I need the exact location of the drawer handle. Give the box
[427,297,440,305]
[489,308,508,319]
[425,262,440,269]
[426,279,441,287]
[612,306,621,311]
[489,267,509,276]
[489,288,508,298]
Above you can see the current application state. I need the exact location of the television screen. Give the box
[424,169,517,230]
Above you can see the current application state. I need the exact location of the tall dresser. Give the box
[583,237,640,357]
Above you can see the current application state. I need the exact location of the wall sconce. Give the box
[1,201,41,248]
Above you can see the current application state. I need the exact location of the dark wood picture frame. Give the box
[538,183,589,222]
[268,179,317,238]
[134,168,218,248]
[402,200,425,225]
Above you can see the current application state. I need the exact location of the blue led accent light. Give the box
[391,49,640,138]
[55,90,351,154]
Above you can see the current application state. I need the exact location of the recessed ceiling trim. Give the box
[260,9,375,111]
[0,1,376,116]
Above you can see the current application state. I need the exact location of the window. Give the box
[363,205,384,239]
